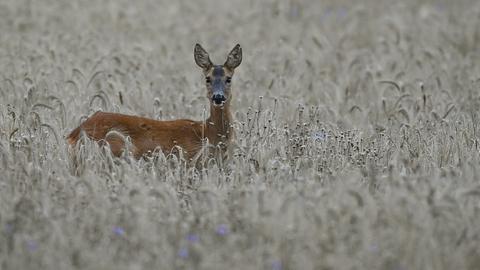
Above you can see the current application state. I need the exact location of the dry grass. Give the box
[1,0,480,269]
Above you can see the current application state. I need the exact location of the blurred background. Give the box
[1,0,480,269]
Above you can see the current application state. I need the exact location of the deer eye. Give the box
[206,77,211,84]
[225,77,232,84]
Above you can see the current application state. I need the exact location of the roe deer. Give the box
[67,44,242,162]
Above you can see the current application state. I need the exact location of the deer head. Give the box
[194,44,242,107]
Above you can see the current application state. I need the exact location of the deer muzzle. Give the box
[212,80,226,106]
[212,93,226,105]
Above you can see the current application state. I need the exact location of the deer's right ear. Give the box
[194,44,213,70]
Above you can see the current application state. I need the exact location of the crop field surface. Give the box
[1,0,480,269]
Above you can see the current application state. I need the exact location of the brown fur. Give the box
[67,109,232,160]
[67,44,240,161]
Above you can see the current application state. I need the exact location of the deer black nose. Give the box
[212,94,226,105]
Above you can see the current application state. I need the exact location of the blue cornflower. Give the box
[186,233,199,243]
[215,224,229,236]
[5,224,13,233]
[178,247,189,258]
[272,260,282,270]
[312,131,327,142]
[26,240,38,252]
[113,226,125,236]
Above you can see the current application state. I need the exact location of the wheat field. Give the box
[1,0,480,269]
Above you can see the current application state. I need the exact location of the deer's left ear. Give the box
[224,44,242,70]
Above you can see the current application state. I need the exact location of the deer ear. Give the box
[224,44,242,70]
[194,44,213,70]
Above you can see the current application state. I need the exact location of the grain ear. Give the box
[224,44,242,70]
[194,44,213,70]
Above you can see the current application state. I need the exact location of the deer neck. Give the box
[205,102,233,146]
